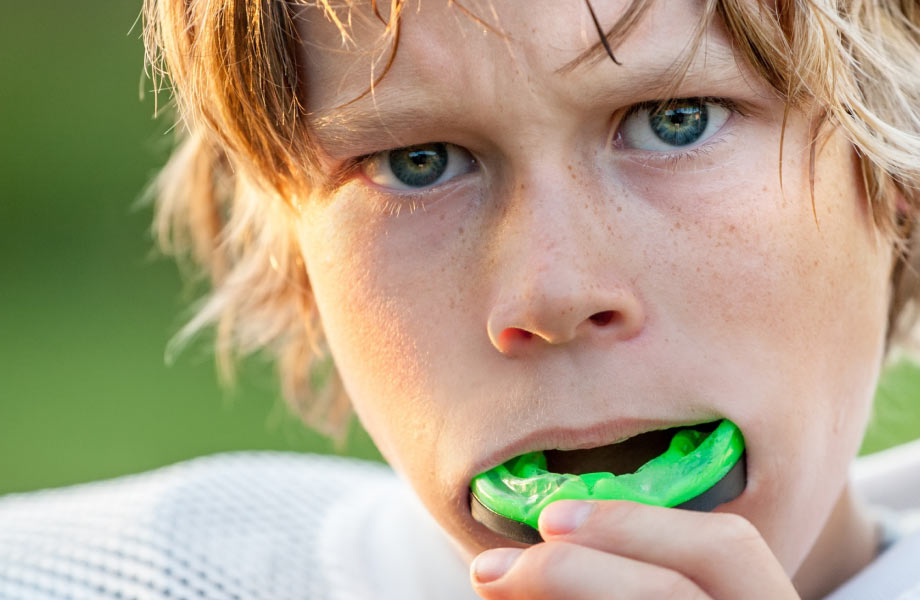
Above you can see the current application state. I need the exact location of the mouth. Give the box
[469,419,746,544]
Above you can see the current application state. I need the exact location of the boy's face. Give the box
[295,0,892,573]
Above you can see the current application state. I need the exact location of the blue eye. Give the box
[619,98,731,151]
[362,143,476,191]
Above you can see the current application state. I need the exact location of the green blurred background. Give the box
[1,2,918,497]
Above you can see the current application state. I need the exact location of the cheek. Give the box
[643,136,890,569]
[296,190,483,471]
[638,128,888,387]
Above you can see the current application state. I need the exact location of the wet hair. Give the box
[144,0,920,441]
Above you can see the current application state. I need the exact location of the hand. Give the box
[470,500,800,599]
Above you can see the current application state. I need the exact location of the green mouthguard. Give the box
[470,419,745,532]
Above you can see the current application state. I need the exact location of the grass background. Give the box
[1,1,918,496]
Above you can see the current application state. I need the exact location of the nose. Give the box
[485,175,646,358]
[487,283,646,356]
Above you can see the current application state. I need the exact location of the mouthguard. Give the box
[470,419,746,544]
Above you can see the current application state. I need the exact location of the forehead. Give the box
[296,0,746,147]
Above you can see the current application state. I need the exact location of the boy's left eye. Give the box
[617,98,733,152]
[360,142,477,191]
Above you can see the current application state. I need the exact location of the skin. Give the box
[293,1,893,598]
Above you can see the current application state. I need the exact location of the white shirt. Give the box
[1,442,919,599]
[824,439,920,600]
[0,452,475,600]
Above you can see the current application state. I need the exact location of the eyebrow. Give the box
[573,43,745,103]
[307,42,745,158]
[308,91,437,159]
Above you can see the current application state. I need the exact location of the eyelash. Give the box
[331,96,745,214]
[633,135,734,172]
[624,96,744,121]
[329,151,464,217]
[378,195,431,217]
[339,161,460,217]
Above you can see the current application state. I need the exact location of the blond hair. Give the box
[143,0,920,441]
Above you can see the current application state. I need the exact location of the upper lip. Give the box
[469,416,718,481]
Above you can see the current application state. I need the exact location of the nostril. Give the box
[497,327,533,350]
[589,310,618,327]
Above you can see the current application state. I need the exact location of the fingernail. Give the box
[471,548,523,584]
[539,500,594,535]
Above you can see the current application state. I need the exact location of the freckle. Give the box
[762,186,767,192]
[729,224,736,232]
[617,206,622,213]
[439,213,445,221]
[458,227,464,234]
[675,222,681,230]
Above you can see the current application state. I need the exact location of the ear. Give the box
[883,169,913,234]
[896,193,910,219]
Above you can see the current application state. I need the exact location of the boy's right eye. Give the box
[360,143,477,191]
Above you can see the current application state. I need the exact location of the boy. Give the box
[3,0,920,598]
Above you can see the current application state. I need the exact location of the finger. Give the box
[471,541,710,600]
[537,500,797,600]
